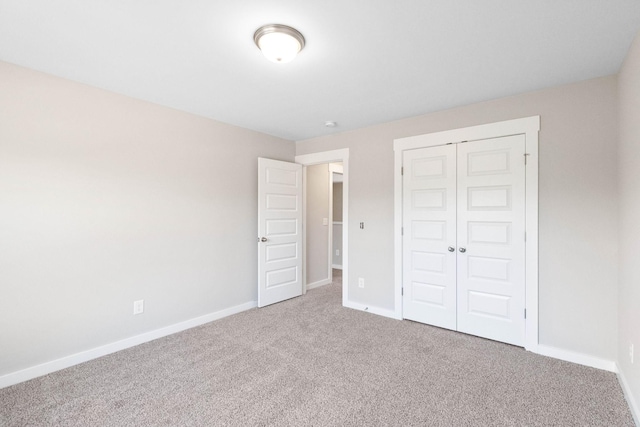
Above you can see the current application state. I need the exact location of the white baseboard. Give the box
[344,301,401,320]
[307,278,332,290]
[617,364,640,426]
[331,264,343,270]
[533,344,617,372]
[0,300,257,390]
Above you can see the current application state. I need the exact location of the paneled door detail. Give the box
[258,158,303,307]
[402,135,526,346]
[457,135,525,346]
[402,145,457,330]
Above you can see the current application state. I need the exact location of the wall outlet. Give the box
[630,343,634,364]
[336,249,340,256]
[133,299,144,315]
[358,277,365,288]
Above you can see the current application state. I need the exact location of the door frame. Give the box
[295,149,349,307]
[393,116,540,351]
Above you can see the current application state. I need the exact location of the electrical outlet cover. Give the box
[133,300,144,315]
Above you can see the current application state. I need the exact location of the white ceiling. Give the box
[1,1,639,141]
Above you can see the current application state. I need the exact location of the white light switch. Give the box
[322,218,328,226]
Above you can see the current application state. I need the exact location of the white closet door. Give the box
[456,135,526,346]
[402,145,457,330]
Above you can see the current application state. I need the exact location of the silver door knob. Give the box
[459,247,466,253]
[448,247,455,252]
[260,237,268,242]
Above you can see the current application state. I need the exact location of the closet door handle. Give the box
[448,247,455,252]
[459,247,466,253]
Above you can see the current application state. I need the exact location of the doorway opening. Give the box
[296,149,349,307]
[304,162,343,292]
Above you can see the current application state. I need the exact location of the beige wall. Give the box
[0,61,294,376]
[296,76,619,361]
[618,31,640,418]
[333,182,343,222]
[306,164,330,285]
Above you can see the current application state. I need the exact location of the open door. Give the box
[258,158,303,307]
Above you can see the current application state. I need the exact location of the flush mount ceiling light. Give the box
[254,24,305,63]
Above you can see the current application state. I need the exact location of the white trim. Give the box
[0,300,257,389]
[301,165,308,295]
[328,164,335,288]
[394,116,540,350]
[295,149,349,308]
[344,301,400,320]
[329,163,344,174]
[333,221,343,225]
[523,121,540,351]
[618,365,640,426]
[296,149,350,165]
[394,116,541,152]
[306,278,333,290]
[393,141,404,318]
[332,264,343,270]
[533,344,617,372]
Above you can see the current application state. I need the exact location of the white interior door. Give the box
[401,135,526,346]
[258,158,303,307]
[456,135,526,346]
[402,145,457,330]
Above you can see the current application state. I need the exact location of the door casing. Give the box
[393,116,540,351]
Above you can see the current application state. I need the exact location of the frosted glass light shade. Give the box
[254,24,305,63]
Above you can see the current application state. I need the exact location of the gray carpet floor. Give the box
[0,271,634,426]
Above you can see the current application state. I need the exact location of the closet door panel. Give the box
[456,135,526,346]
[402,145,457,330]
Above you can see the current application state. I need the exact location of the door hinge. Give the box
[401,166,404,176]
[401,288,404,296]
[524,153,530,165]
[524,231,527,242]
[401,227,404,236]
[524,308,527,319]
